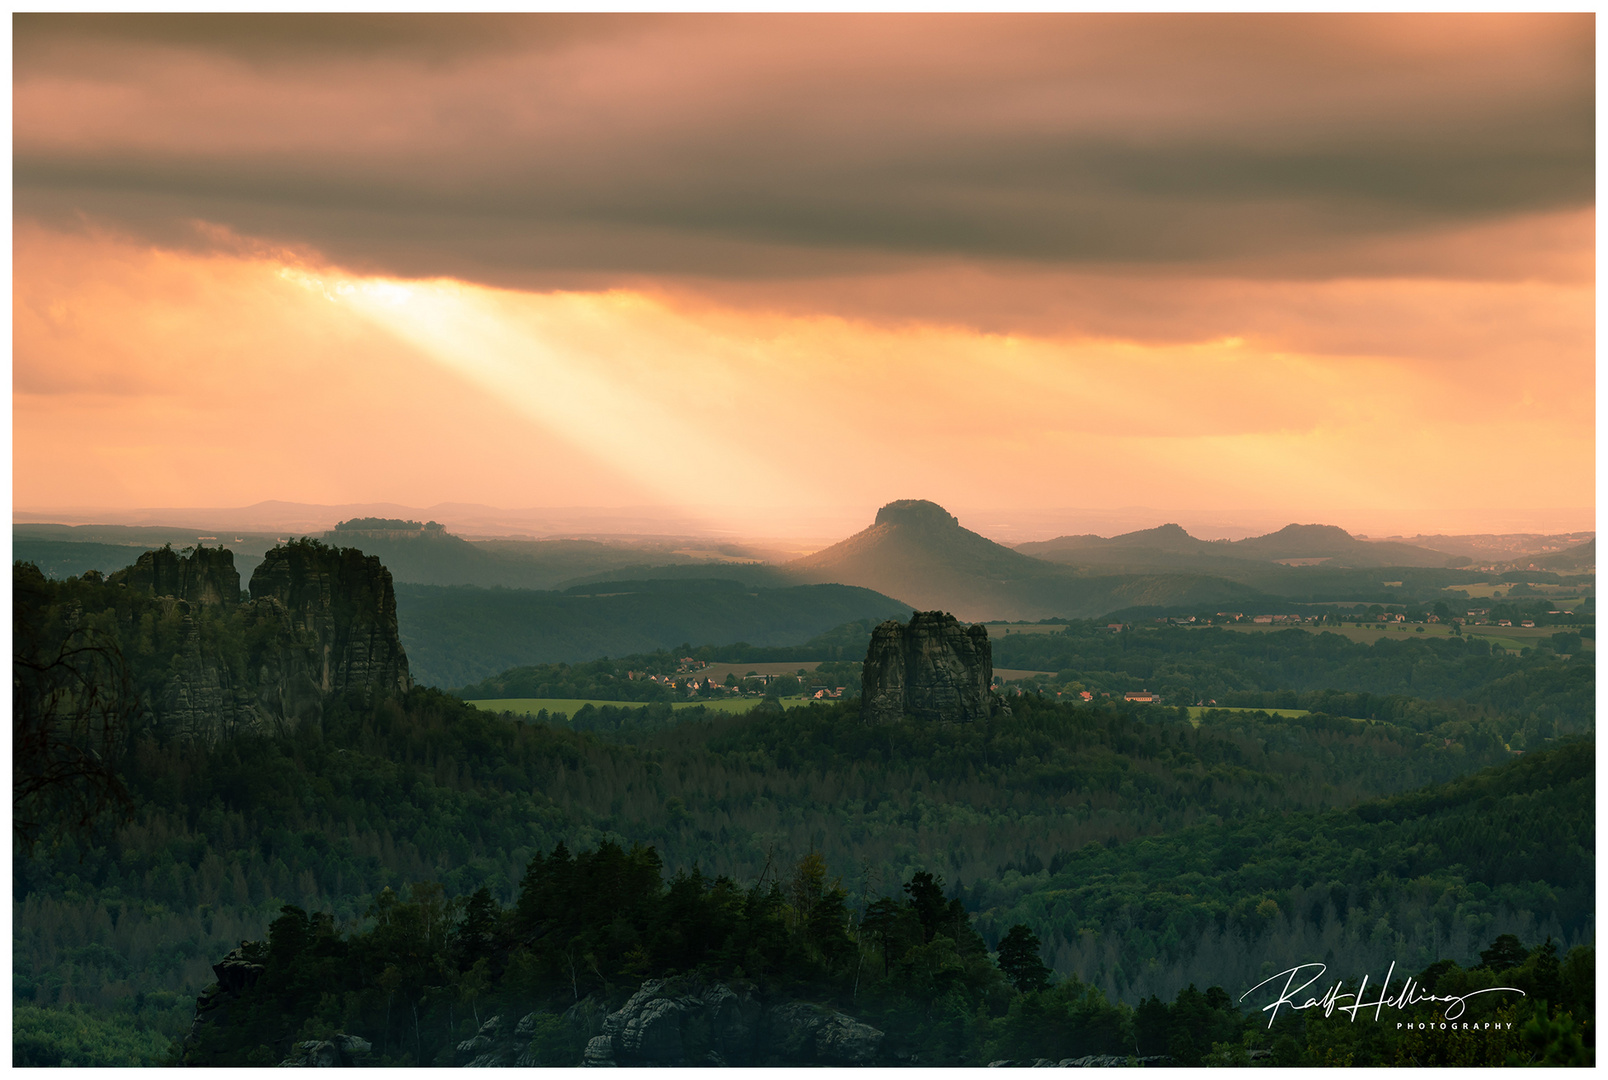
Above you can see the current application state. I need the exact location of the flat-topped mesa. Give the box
[249,540,413,696]
[873,499,961,531]
[861,610,994,724]
[108,544,241,606]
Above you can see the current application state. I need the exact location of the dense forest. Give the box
[394,580,907,686]
[14,682,1593,1063]
[992,622,1594,740]
[451,619,883,700]
[12,557,1595,1065]
[167,830,1592,1067]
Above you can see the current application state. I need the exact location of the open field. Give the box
[467,696,819,718]
[1188,706,1311,719]
[995,668,1057,681]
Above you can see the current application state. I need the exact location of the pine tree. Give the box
[995,924,1052,993]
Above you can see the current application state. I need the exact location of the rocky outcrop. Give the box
[41,539,414,743]
[108,544,241,606]
[861,610,994,724]
[150,595,328,742]
[179,944,265,1064]
[250,540,412,696]
[583,976,763,1066]
[278,1034,372,1066]
[987,1055,1174,1067]
[573,976,881,1067]
[767,1001,884,1065]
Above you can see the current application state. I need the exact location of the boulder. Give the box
[587,976,762,1066]
[767,1001,883,1065]
[277,1034,371,1066]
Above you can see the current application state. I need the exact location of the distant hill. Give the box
[394,578,912,688]
[1507,538,1595,573]
[1376,531,1595,563]
[1017,522,1215,559]
[1021,521,1462,570]
[308,527,782,591]
[1231,524,1462,567]
[785,500,1263,621]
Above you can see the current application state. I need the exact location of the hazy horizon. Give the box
[12,496,1596,548]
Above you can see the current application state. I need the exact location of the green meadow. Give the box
[467,695,819,718]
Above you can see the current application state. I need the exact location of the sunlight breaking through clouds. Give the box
[317,272,800,500]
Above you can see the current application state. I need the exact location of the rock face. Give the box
[278,1034,372,1067]
[861,610,994,724]
[148,596,328,742]
[249,541,412,696]
[576,976,881,1067]
[109,544,241,606]
[179,944,265,1064]
[47,539,415,743]
[986,1055,1174,1067]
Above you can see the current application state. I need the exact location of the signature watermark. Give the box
[1241,962,1524,1029]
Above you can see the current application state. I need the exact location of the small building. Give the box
[1123,690,1160,704]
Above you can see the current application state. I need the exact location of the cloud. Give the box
[15,224,1594,524]
[15,13,1593,308]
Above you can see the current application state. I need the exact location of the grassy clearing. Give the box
[1187,706,1311,719]
[995,668,1057,681]
[467,696,818,718]
[1185,705,1313,728]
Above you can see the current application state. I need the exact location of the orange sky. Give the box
[12,14,1595,539]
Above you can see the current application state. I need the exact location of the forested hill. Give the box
[171,743,1592,1066]
[393,579,910,688]
[17,684,1588,1064]
[13,549,1594,1065]
[17,681,1576,1057]
[993,622,1594,737]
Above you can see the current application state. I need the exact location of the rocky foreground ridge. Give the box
[862,609,998,724]
[21,539,411,743]
[185,962,888,1067]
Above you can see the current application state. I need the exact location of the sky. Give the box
[12,14,1596,540]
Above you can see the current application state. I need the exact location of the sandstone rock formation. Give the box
[574,976,882,1067]
[153,595,326,742]
[108,544,241,606]
[179,944,265,1064]
[986,1054,1174,1067]
[278,1034,372,1067]
[249,540,412,696]
[43,539,414,743]
[861,609,994,724]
